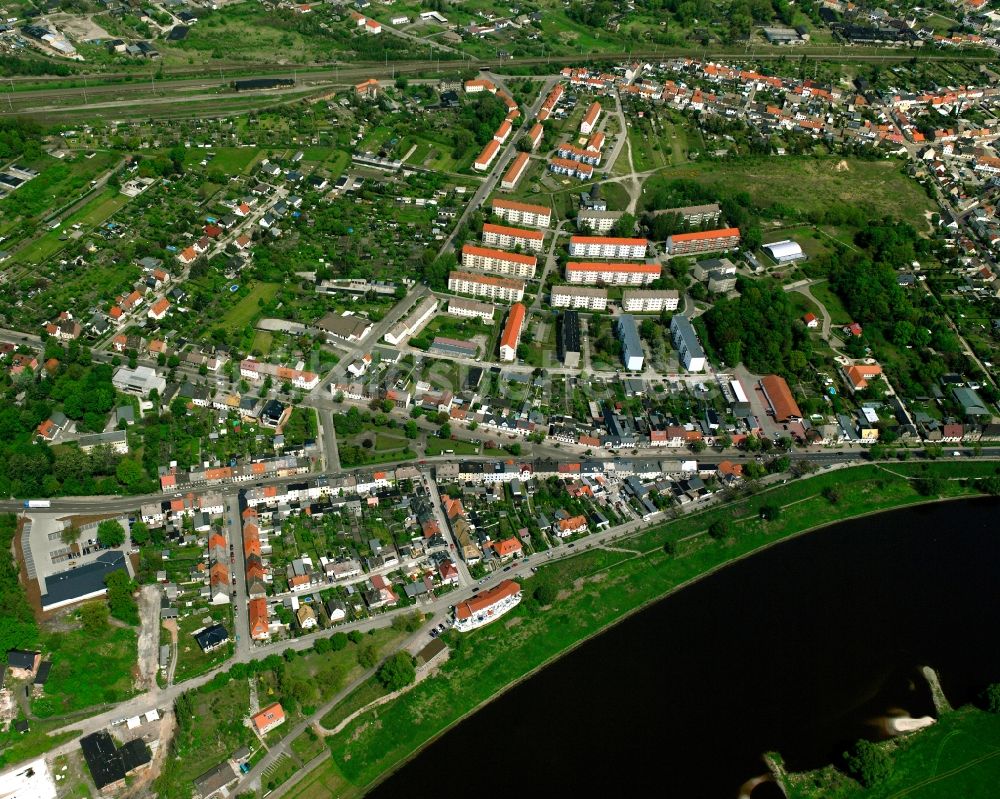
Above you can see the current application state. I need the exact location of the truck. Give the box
[23,500,51,509]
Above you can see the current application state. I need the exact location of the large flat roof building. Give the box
[112,365,166,397]
[616,314,644,371]
[670,314,706,372]
[559,311,581,368]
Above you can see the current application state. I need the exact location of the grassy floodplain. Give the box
[285,460,1000,798]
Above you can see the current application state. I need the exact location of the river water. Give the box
[366,498,1000,798]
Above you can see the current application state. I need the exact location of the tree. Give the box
[844,739,892,787]
[822,486,840,504]
[984,682,1000,713]
[105,569,138,625]
[79,601,109,634]
[357,643,379,669]
[130,521,150,547]
[313,636,332,655]
[376,651,416,691]
[97,519,126,549]
[533,583,557,605]
[708,519,732,540]
[347,630,364,645]
[330,632,349,651]
[61,525,81,546]
[759,503,782,521]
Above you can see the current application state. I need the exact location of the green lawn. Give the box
[173,610,234,684]
[219,282,280,331]
[425,438,480,456]
[291,728,327,762]
[201,147,261,174]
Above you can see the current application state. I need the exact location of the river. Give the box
[365,498,1000,798]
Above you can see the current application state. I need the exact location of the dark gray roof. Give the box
[41,551,127,609]
[195,624,230,652]
[6,650,38,670]
[194,761,238,796]
[81,732,126,789]
[33,661,51,685]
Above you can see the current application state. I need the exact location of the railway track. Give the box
[0,47,993,119]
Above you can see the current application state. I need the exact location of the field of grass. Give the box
[14,188,129,265]
[0,151,119,237]
[31,621,137,718]
[291,728,327,762]
[808,280,853,327]
[787,705,1000,799]
[642,156,935,231]
[425,437,480,456]
[201,147,261,174]
[304,461,997,796]
[219,281,280,331]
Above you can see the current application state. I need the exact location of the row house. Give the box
[565,262,661,285]
[461,244,538,278]
[448,270,525,303]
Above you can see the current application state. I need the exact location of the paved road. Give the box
[226,492,252,661]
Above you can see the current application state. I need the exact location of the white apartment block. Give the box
[566,262,661,286]
[447,297,496,322]
[621,289,681,313]
[569,236,648,260]
[550,285,609,310]
[461,244,537,279]
[448,271,525,303]
[491,199,551,228]
[383,295,438,345]
[577,209,621,233]
[482,223,544,253]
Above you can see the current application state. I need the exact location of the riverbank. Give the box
[784,704,1000,799]
[289,460,1000,799]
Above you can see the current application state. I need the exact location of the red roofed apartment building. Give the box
[491,198,551,228]
[453,579,522,632]
[500,152,531,191]
[448,271,525,303]
[566,262,661,286]
[474,139,501,172]
[481,222,544,253]
[666,227,741,255]
[499,302,526,362]
[580,101,602,134]
[548,156,593,180]
[462,244,537,278]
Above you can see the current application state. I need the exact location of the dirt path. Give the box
[161,618,179,686]
[136,586,162,690]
